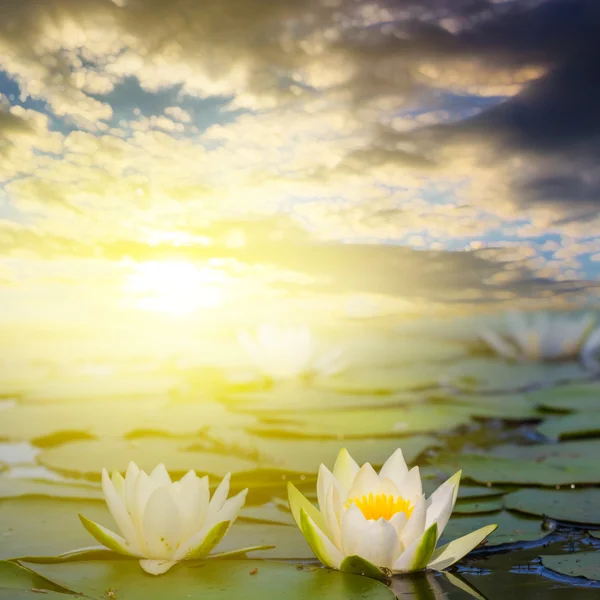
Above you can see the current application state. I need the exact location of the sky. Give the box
[0,0,599,332]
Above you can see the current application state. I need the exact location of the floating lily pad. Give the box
[432,453,600,486]
[38,439,260,481]
[445,358,587,393]
[255,405,471,438]
[0,497,111,560]
[453,498,503,514]
[313,365,440,394]
[441,511,546,547]
[0,401,254,443]
[541,553,600,581]
[434,393,540,420]
[423,480,506,500]
[206,430,438,474]
[239,504,295,526]
[20,374,179,404]
[0,560,75,599]
[0,476,104,501]
[526,383,600,413]
[213,522,313,559]
[504,488,600,525]
[23,560,397,600]
[223,388,422,413]
[537,412,600,441]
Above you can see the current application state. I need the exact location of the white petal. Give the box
[426,483,456,540]
[399,466,422,503]
[379,449,409,490]
[323,483,343,548]
[428,524,497,571]
[393,522,437,574]
[139,559,177,575]
[149,464,171,486]
[317,465,339,514]
[110,471,127,503]
[332,448,360,496]
[213,488,247,525]
[389,511,408,542]
[125,462,140,499]
[581,327,600,369]
[347,463,380,499]
[340,504,401,570]
[299,507,344,569]
[208,473,231,517]
[400,494,426,549]
[479,328,518,360]
[101,469,138,551]
[170,472,209,535]
[142,486,182,559]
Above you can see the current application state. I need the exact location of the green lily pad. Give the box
[431,453,600,486]
[20,374,179,404]
[504,488,600,525]
[541,553,600,581]
[537,412,600,441]
[223,388,422,413]
[24,560,397,599]
[445,358,587,392]
[441,511,546,546]
[255,405,471,438]
[212,522,313,559]
[38,438,260,481]
[0,476,104,500]
[434,393,540,419]
[205,430,438,474]
[239,504,295,526]
[0,560,75,599]
[526,383,600,412]
[423,480,505,500]
[313,365,440,394]
[0,497,111,560]
[0,401,255,443]
[453,497,503,514]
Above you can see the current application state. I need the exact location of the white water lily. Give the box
[479,311,596,362]
[80,463,247,575]
[288,448,496,577]
[238,324,344,381]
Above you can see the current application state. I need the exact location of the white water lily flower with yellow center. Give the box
[288,449,497,577]
[80,463,247,575]
[479,311,596,363]
[238,324,344,381]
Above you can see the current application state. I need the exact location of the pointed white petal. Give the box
[399,466,422,503]
[428,524,497,571]
[207,473,231,517]
[340,504,401,570]
[299,507,344,569]
[139,559,178,575]
[379,449,409,490]
[393,522,438,574]
[400,494,426,549]
[101,468,138,550]
[479,328,518,360]
[142,486,182,559]
[332,448,360,496]
[425,483,456,540]
[213,488,247,525]
[287,481,328,535]
[149,464,171,486]
[79,514,137,557]
[347,463,380,499]
[170,472,209,535]
[317,464,339,514]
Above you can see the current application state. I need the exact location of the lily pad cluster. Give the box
[2,315,600,597]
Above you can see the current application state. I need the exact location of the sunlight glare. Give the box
[124,260,226,316]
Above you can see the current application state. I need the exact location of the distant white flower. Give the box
[581,326,600,370]
[479,312,596,362]
[80,463,247,575]
[238,324,345,380]
[288,448,496,577]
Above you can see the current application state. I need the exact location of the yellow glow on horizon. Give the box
[124,260,226,316]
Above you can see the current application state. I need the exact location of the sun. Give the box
[124,260,225,316]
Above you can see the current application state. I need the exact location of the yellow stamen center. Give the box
[346,492,413,521]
